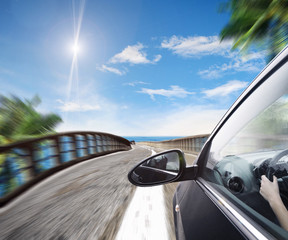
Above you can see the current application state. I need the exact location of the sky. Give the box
[0,0,267,137]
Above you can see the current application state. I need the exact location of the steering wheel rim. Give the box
[266,149,288,181]
[270,149,288,166]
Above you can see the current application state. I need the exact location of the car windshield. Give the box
[208,60,288,168]
[221,94,288,159]
[202,58,288,237]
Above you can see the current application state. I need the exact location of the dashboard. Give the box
[213,150,288,201]
[214,156,258,194]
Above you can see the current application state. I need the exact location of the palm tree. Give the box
[0,95,62,144]
[220,0,288,62]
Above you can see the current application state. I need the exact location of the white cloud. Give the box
[161,35,265,79]
[96,64,126,75]
[241,50,268,62]
[56,104,226,137]
[109,43,162,64]
[52,77,228,137]
[124,81,149,87]
[161,35,232,57]
[138,85,194,100]
[0,67,15,76]
[202,80,249,98]
[197,68,223,79]
[153,54,162,63]
[57,99,101,112]
[198,53,265,79]
[144,106,226,136]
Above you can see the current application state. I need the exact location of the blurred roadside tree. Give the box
[0,95,62,144]
[220,0,288,62]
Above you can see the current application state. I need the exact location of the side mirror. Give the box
[128,149,187,186]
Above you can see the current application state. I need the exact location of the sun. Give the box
[72,42,80,55]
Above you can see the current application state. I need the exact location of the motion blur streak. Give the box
[116,150,169,240]
[66,0,86,116]
[116,186,169,240]
[0,146,152,239]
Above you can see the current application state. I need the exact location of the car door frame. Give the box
[179,47,288,240]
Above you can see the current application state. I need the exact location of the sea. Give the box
[123,136,184,142]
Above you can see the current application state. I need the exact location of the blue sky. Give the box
[0,0,266,137]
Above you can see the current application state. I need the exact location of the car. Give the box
[128,46,288,240]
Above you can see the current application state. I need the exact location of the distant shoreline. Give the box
[123,136,184,142]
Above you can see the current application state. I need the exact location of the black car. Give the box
[128,46,288,239]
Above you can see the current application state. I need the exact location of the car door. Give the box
[173,47,288,240]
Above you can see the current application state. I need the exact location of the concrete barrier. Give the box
[0,131,131,206]
[137,134,209,154]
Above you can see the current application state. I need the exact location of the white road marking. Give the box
[116,186,168,240]
[116,149,169,240]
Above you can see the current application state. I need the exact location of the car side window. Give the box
[203,60,288,237]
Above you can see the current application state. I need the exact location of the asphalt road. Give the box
[0,146,151,240]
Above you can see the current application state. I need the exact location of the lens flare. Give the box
[72,43,80,55]
[64,0,86,123]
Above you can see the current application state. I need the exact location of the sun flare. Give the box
[72,43,80,55]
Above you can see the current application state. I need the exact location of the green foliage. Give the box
[220,0,288,61]
[0,94,62,144]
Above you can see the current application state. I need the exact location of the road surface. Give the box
[116,149,169,240]
[0,146,151,240]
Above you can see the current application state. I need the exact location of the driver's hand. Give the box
[260,175,288,231]
[260,175,281,204]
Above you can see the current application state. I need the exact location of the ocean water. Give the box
[123,136,184,142]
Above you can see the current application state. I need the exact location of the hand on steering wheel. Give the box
[254,149,288,189]
[267,149,288,180]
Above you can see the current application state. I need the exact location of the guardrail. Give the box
[137,134,210,154]
[0,131,131,206]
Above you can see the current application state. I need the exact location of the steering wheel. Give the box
[254,149,288,180]
[254,149,288,186]
[254,149,288,207]
[266,149,288,181]
[255,149,288,205]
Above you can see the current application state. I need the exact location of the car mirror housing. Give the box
[128,149,197,186]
